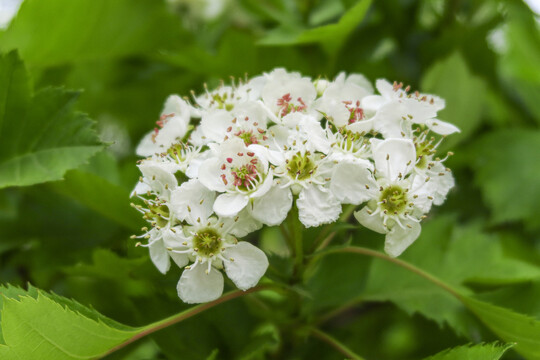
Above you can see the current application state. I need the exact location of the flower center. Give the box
[336,128,367,153]
[193,228,222,257]
[212,93,234,111]
[143,204,169,227]
[235,130,259,145]
[287,152,317,180]
[343,100,365,124]
[380,185,408,215]
[415,138,436,169]
[231,162,259,190]
[277,93,307,117]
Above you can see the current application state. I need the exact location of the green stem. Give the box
[100,285,270,358]
[327,246,461,298]
[293,218,304,280]
[310,328,365,360]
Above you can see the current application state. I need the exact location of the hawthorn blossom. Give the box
[136,95,192,157]
[352,138,440,257]
[362,79,460,138]
[167,180,267,303]
[198,137,291,225]
[132,69,458,303]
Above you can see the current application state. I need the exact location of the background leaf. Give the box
[0,51,103,189]
[0,0,182,67]
[0,285,141,360]
[423,342,513,360]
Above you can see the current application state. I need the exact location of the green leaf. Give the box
[423,342,513,360]
[498,3,540,123]
[362,216,540,337]
[65,249,152,298]
[461,297,540,360]
[0,0,181,67]
[0,51,103,189]
[50,169,144,231]
[477,281,540,320]
[470,129,540,229]
[0,285,141,359]
[258,0,372,55]
[421,52,486,149]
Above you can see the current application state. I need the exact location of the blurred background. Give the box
[0,0,539,359]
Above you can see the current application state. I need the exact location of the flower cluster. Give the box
[132,69,458,303]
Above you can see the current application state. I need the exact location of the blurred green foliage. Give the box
[0,0,539,359]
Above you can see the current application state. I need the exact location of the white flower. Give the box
[315,72,373,129]
[270,134,341,228]
[260,68,318,124]
[197,138,291,225]
[362,79,459,138]
[132,159,179,200]
[352,138,438,257]
[412,131,455,205]
[167,180,268,303]
[136,95,191,156]
[199,101,270,145]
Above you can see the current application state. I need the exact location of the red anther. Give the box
[237,152,244,156]
[247,152,255,157]
[257,128,265,134]
[221,164,226,170]
[226,158,233,163]
[221,174,228,185]
[159,113,174,121]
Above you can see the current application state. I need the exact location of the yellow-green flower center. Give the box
[287,152,317,180]
[194,228,222,256]
[415,139,435,169]
[380,185,408,214]
[144,204,169,227]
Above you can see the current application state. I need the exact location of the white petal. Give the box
[177,265,224,304]
[384,221,422,257]
[149,238,170,274]
[162,230,189,268]
[138,163,177,200]
[372,138,416,181]
[347,117,375,134]
[222,207,263,238]
[299,116,330,153]
[154,116,188,148]
[354,206,386,234]
[375,79,395,98]
[251,184,293,226]
[161,94,190,118]
[170,179,215,224]
[223,242,269,291]
[297,186,342,228]
[425,119,460,135]
[371,104,407,138]
[361,95,388,112]
[135,131,160,157]
[214,192,249,217]
[250,169,274,198]
[201,110,234,142]
[131,180,151,197]
[198,157,228,192]
[330,162,377,205]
